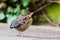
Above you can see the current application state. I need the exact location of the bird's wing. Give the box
[10,16,27,28]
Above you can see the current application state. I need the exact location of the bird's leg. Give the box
[20,31,24,37]
[16,31,20,37]
[17,31,24,37]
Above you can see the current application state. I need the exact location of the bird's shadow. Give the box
[9,35,41,38]
[8,35,60,39]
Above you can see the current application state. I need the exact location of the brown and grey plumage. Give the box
[10,11,33,36]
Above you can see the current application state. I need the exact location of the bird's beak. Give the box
[29,12,34,17]
[31,12,34,15]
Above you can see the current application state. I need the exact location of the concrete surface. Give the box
[0,23,60,40]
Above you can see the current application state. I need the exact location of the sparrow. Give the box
[10,11,33,36]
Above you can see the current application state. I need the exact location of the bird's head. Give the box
[24,11,34,18]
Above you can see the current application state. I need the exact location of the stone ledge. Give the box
[0,23,60,40]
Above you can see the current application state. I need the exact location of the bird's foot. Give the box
[17,34,24,37]
[17,35,21,37]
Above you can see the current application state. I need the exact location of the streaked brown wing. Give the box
[10,16,27,28]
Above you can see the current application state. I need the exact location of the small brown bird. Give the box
[10,11,33,36]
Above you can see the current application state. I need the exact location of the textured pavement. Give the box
[0,23,60,40]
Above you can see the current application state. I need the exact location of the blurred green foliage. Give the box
[45,4,60,23]
[1,0,7,2]
[10,0,17,2]
[0,4,2,9]
[6,14,17,24]
[0,0,32,24]
[22,0,31,7]
[38,14,47,23]
[0,11,5,20]
[0,0,60,25]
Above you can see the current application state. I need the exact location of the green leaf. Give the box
[14,5,20,14]
[6,14,12,18]
[25,7,29,11]
[0,4,2,9]
[6,14,17,24]
[7,6,14,13]
[22,0,32,7]
[21,9,26,14]
[10,0,17,2]
[45,4,60,22]
[0,12,5,20]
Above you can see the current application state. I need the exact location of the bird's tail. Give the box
[10,24,14,29]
